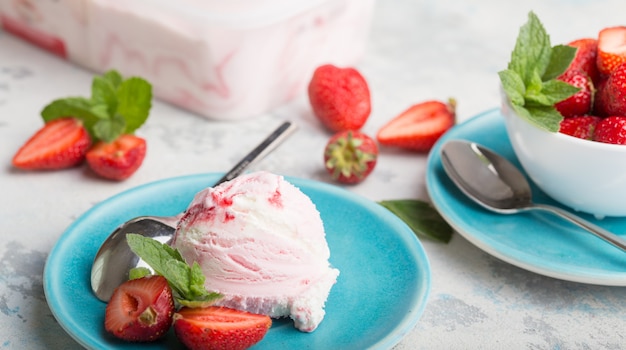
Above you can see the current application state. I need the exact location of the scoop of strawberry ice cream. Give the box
[172,171,339,332]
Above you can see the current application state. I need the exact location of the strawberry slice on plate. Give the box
[86,134,147,181]
[376,99,456,152]
[104,275,175,342]
[597,26,626,76]
[173,306,272,350]
[12,117,91,170]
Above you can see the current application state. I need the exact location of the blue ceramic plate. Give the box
[44,174,431,349]
[426,109,626,286]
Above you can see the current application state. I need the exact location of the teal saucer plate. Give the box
[426,109,626,286]
[44,174,431,349]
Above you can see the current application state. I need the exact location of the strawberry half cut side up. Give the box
[173,306,272,350]
[376,99,456,152]
[597,26,626,76]
[12,117,91,170]
[324,130,378,184]
[86,134,147,181]
[104,275,175,342]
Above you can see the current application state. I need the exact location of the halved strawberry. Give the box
[324,130,378,184]
[308,64,371,132]
[173,306,272,350]
[555,69,594,118]
[558,115,601,140]
[566,38,600,85]
[104,275,175,342]
[593,116,626,145]
[597,26,626,76]
[12,117,91,170]
[86,134,146,181]
[376,99,456,152]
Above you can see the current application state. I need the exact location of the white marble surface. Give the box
[1,0,626,349]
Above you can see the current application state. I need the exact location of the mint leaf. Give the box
[543,44,577,81]
[126,233,222,306]
[378,199,453,243]
[39,70,153,142]
[499,11,579,132]
[116,77,152,134]
[129,267,151,280]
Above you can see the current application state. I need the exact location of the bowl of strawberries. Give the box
[500,12,626,218]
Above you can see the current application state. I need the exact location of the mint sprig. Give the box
[41,70,152,143]
[378,199,453,243]
[498,11,579,132]
[126,233,223,308]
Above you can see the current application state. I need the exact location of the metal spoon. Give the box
[91,121,297,301]
[440,139,626,253]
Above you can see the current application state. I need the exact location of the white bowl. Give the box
[501,94,626,218]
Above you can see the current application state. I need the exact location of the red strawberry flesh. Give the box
[12,117,91,170]
[104,275,174,342]
[86,134,146,180]
[558,115,601,140]
[173,306,271,350]
[597,26,626,76]
[555,70,593,118]
[593,116,626,145]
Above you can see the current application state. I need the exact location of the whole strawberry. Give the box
[104,275,175,342]
[173,306,272,350]
[558,115,601,140]
[566,38,600,85]
[324,130,378,184]
[308,64,371,132]
[555,70,594,118]
[593,116,626,144]
[594,62,626,117]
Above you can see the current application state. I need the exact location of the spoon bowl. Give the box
[90,121,297,302]
[440,140,626,253]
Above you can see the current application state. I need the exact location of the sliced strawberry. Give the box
[555,69,594,118]
[12,117,91,170]
[594,62,626,117]
[376,99,456,152]
[597,26,626,76]
[558,115,601,140]
[324,130,378,184]
[104,275,175,342]
[308,64,371,132]
[86,134,146,181]
[566,38,600,85]
[173,306,272,350]
[593,116,626,145]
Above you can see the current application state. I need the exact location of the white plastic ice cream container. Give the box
[0,0,375,120]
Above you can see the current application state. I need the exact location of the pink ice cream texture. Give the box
[172,171,339,332]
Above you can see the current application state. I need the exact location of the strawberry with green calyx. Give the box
[104,275,175,342]
[324,130,378,184]
[376,99,456,152]
[126,234,223,308]
[173,306,272,350]
[499,11,580,132]
[12,117,91,170]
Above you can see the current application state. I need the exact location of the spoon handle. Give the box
[533,203,626,252]
[214,121,297,185]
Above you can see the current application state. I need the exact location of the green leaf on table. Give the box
[378,199,453,243]
[498,11,579,132]
[126,233,223,306]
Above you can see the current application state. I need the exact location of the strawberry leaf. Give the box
[378,199,453,243]
[499,11,579,132]
[126,233,223,306]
